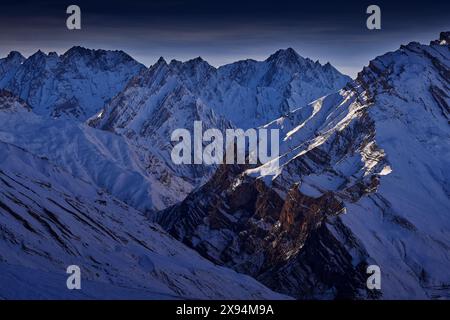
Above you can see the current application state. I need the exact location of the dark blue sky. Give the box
[0,0,448,76]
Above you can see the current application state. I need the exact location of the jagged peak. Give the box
[439,31,450,43]
[169,58,182,66]
[6,51,25,61]
[322,61,340,73]
[431,31,449,45]
[27,50,48,61]
[356,33,449,102]
[62,46,133,60]
[143,57,169,76]
[266,47,303,63]
[186,56,207,64]
[63,45,92,56]
[155,56,167,65]
[182,56,215,70]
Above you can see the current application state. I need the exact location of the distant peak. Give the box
[28,50,47,60]
[64,46,90,56]
[184,56,214,69]
[431,31,449,45]
[146,57,169,74]
[169,59,182,66]
[155,56,167,65]
[267,48,302,63]
[63,46,103,58]
[323,62,335,70]
[6,51,25,61]
[189,56,206,63]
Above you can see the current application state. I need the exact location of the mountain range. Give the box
[0,31,448,299]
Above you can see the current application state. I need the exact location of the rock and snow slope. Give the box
[94,48,350,131]
[1,34,448,299]
[0,91,192,212]
[0,94,286,300]
[90,48,350,207]
[0,47,349,212]
[155,33,450,299]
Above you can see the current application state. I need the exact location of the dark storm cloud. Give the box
[0,0,449,77]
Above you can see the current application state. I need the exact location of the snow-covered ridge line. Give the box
[0,137,289,299]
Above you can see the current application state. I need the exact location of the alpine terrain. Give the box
[0,32,448,299]
[155,32,450,299]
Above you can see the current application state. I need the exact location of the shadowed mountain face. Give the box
[0,47,350,212]
[0,46,350,299]
[0,92,287,300]
[154,32,450,299]
[0,33,449,299]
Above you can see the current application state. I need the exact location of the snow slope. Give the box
[155,32,450,299]
[95,48,350,131]
[0,113,287,299]
[0,93,191,212]
[89,49,350,207]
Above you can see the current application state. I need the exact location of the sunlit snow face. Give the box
[1,0,449,79]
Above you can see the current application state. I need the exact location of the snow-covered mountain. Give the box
[90,48,350,207]
[210,48,351,128]
[95,47,350,131]
[155,32,450,299]
[0,92,287,300]
[0,47,351,216]
[0,90,193,212]
[1,33,448,300]
[0,47,145,120]
[0,52,25,87]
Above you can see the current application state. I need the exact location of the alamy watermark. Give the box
[366,5,381,30]
[366,265,381,290]
[171,121,280,170]
[66,5,81,30]
[66,265,81,290]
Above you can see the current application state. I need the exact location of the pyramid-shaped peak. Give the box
[267,47,302,62]
[28,50,48,60]
[155,56,167,65]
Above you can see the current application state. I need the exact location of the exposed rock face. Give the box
[155,35,450,299]
[155,113,380,299]
[1,35,448,299]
